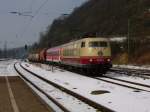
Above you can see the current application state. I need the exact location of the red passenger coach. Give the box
[46,47,61,63]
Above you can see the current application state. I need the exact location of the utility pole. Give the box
[4,41,7,58]
[127,19,130,62]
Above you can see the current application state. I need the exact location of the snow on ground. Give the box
[16,63,97,112]
[0,60,18,76]
[22,62,150,112]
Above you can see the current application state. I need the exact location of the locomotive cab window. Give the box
[81,42,85,48]
[89,41,108,47]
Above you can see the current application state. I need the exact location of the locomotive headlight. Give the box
[89,59,93,62]
[107,58,111,62]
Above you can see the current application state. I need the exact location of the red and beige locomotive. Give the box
[28,37,112,74]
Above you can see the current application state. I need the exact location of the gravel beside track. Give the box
[0,77,13,112]
[0,76,52,112]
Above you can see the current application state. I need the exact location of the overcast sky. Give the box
[0,0,87,49]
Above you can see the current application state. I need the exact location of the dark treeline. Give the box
[30,0,150,64]
[36,0,150,49]
[0,47,28,59]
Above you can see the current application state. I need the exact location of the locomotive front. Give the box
[80,38,112,73]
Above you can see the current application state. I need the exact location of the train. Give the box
[28,37,112,74]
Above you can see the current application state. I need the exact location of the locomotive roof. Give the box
[79,37,109,41]
[61,37,110,46]
[47,37,110,49]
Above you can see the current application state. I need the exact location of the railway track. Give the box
[103,75,150,88]
[94,76,150,92]
[14,62,114,112]
[93,68,150,92]
[32,62,150,92]
[110,67,150,78]
[70,66,150,92]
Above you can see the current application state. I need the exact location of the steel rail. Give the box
[110,67,150,77]
[103,76,150,88]
[94,77,150,92]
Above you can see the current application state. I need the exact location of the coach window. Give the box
[81,42,85,48]
[89,41,107,47]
